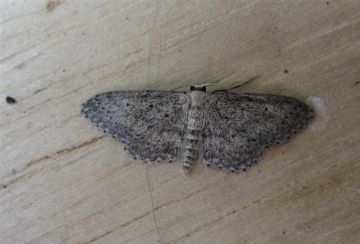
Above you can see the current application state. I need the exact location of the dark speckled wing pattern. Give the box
[82,91,190,162]
[202,91,314,172]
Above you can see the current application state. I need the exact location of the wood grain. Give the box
[1,0,359,243]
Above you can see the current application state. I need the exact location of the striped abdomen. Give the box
[182,91,208,169]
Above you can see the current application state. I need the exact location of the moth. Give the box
[82,85,314,173]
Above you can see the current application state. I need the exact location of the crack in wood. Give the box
[146,166,163,244]
[1,136,104,188]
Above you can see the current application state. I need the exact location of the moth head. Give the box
[190,85,206,92]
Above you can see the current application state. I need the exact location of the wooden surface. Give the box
[1,0,360,243]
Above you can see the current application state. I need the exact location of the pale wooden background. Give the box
[1,0,359,243]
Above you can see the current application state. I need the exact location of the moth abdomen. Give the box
[181,91,208,169]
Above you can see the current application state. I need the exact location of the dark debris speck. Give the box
[6,96,17,104]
